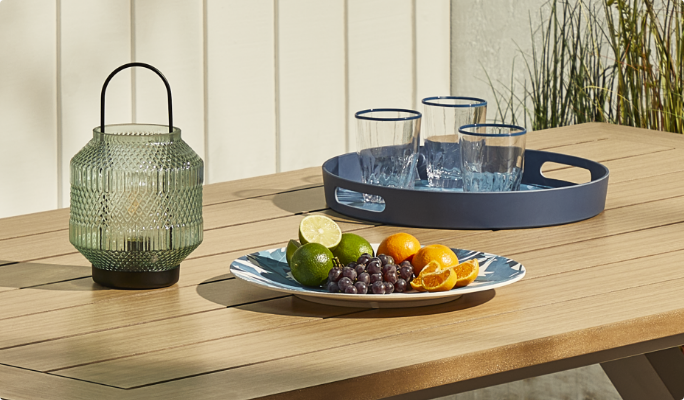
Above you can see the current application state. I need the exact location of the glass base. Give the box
[92,265,180,289]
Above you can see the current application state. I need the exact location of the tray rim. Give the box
[321,148,610,229]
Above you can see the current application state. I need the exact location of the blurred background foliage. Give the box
[488,0,684,134]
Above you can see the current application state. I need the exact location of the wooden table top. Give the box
[1,122,684,400]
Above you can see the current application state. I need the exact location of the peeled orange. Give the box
[450,258,479,287]
[410,276,426,292]
[411,244,459,276]
[421,268,458,292]
[377,233,421,264]
[417,260,441,278]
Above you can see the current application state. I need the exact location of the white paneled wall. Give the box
[0,0,450,219]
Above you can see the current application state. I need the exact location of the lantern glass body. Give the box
[69,124,203,276]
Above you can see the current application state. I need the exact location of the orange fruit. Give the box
[417,260,441,278]
[411,244,459,276]
[410,276,426,292]
[376,233,421,264]
[421,268,458,292]
[409,260,442,292]
[449,259,479,287]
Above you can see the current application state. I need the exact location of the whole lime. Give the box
[285,239,301,265]
[290,243,334,287]
[332,233,374,265]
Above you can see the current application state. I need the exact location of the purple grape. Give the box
[399,266,413,280]
[345,262,356,269]
[400,260,412,268]
[370,273,383,283]
[367,260,382,274]
[328,268,342,282]
[357,254,371,265]
[384,271,398,284]
[357,272,370,285]
[354,281,368,294]
[381,264,397,275]
[378,254,395,266]
[326,281,340,293]
[394,278,407,292]
[354,263,366,276]
[344,285,358,294]
[342,266,357,281]
[371,280,385,294]
[338,277,353,292]
[384,281,394,294]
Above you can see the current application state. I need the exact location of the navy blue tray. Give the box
[322,149,609,229]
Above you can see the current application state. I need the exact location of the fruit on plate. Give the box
[421,268,458,292]
[325,253,416,294]
[409,260,440,292]
[298,215,342,249]
[411,244,459,276]
[285,239,301,265]
[290,243,335,287]
[332,233,374,265]
[376,232,421,264]
[450,258,479,287]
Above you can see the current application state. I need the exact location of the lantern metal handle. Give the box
[100,62,173,133]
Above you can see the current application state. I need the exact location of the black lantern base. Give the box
[92,265,180,289]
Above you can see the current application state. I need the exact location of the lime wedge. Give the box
[298,215,342,249]
[286,239,301,265]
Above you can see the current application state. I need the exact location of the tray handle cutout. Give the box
[334,187,386,213]
[522,150,608,188]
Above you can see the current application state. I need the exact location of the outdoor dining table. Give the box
[1,122,684,400]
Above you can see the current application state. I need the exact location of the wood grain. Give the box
[0,364,123,400]
[1,123,683,399]
[93,271,684,399]
[0,279,283,350]
[49,248,684,388]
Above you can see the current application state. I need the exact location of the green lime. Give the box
[332,233,374,265]
[298,215,342,249]
[286,239,301,265]
[290,243,334,287]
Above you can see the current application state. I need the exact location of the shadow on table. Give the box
[196,272,496,318]
[0,262,105,291]
[231,172,322,200]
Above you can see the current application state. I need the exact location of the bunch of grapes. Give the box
[326,253,416,294]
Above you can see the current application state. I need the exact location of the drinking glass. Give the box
[421,96,487,189]
[355,108,421,203]
[459,124,526,192]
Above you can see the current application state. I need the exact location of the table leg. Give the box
[600,347,684,400]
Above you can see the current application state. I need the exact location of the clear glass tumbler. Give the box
[421,96,487,190]
[459,124,526,192]
[355,109,421,203]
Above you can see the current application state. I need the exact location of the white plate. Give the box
[230,245,525,308]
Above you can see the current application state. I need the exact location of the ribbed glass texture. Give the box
[69,124,204,272]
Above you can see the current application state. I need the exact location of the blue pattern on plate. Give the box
[231,247,524,294]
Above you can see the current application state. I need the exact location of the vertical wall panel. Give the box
[416,0,450,106]
[0,0,456,219]
[60,0,132,207]
[278,0,346,172]
[133,0,205,167]
[206,0,276,183]
[347,0,414,152]
[0,0,57,219]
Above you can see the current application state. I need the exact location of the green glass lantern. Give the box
[69,63,203,289]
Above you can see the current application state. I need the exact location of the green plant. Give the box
[487,0,684,134]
